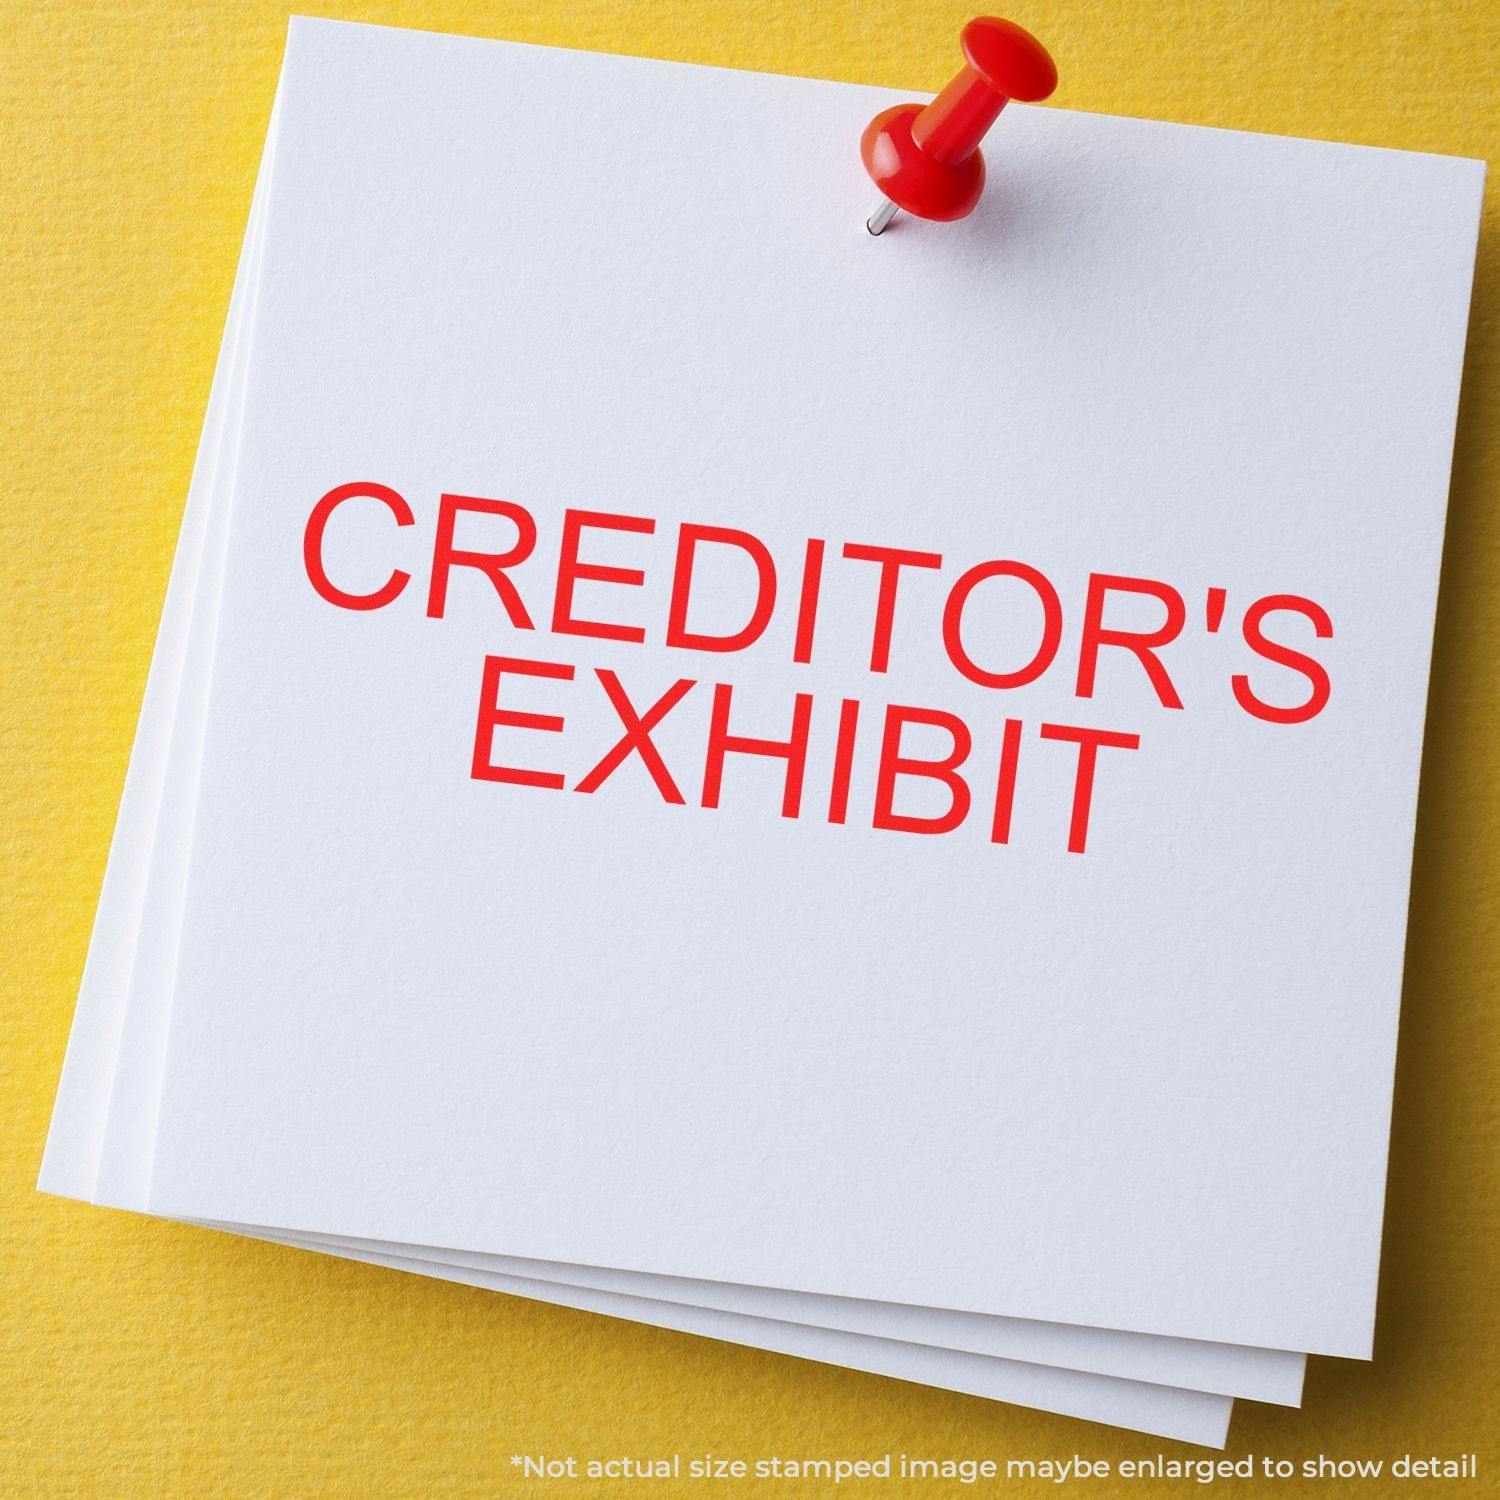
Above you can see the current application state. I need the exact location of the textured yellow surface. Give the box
[1,2,1496,1495]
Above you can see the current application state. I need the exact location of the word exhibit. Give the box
[302,484,1336,854]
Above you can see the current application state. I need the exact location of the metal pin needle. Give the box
[866,199,900,236]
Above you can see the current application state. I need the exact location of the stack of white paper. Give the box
[40,17,1483,1448]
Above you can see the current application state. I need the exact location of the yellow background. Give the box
[1,2,1495,1494]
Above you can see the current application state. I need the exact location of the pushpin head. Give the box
[862,17,1056,227]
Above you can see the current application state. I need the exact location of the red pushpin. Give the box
[862,16,1057,236]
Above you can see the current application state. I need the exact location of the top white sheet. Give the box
[143,17,1482,1358]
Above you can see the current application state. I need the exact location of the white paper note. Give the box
[141,18,1481,1358]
